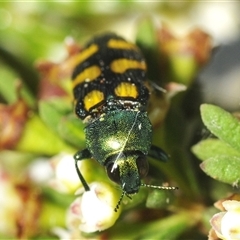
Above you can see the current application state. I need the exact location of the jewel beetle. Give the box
[72,33,177,211]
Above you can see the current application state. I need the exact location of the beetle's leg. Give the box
[148,145,169,162]
[74,148,92,191]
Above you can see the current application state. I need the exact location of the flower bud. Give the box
[210,200,240,240]
[67,182,121,233]
[49,153,82,193]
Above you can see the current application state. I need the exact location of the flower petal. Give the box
[210,212,225,238]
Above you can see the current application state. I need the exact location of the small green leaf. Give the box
[16,114,75,155]
[169,54,197,85]
[58,114,85,148]
[39,99,85,148]
[200,155,240,185]
[200,104,240,151]
[38,99,71,134]
[108,211,199,240]
[136,17,157,50]
[192,138,240,161]
[138,212,198,240]
[135,17,160,81]
[146,189,175,209]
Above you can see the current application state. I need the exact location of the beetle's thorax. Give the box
[85,110,152,165]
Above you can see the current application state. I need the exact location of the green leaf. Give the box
[135,17,157,50]
[16,114,75,155]
[38,99,71,134]
[0,67,35,106]
[200,155,240,185]
[135,17,160,81]
[58,114,85,148]
[200,104,240,151]
[192,138,240,161]
[108,211,199,240]
[146,189,175,209]
[39,99,85,148]
[138,212,197,240]
[169,54,197,85]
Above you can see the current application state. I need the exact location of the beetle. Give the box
[72,33,177,211]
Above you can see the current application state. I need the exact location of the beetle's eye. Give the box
[136,155,149,178]
[106,163,121,184]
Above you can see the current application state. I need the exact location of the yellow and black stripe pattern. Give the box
[72,33,149,121]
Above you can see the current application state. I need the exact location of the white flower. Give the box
[48,153,85,193]
[67,182,121,233]
[210,200,240,240]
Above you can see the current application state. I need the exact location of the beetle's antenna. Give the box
[114,191,125,212]
[141,183,178,190]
